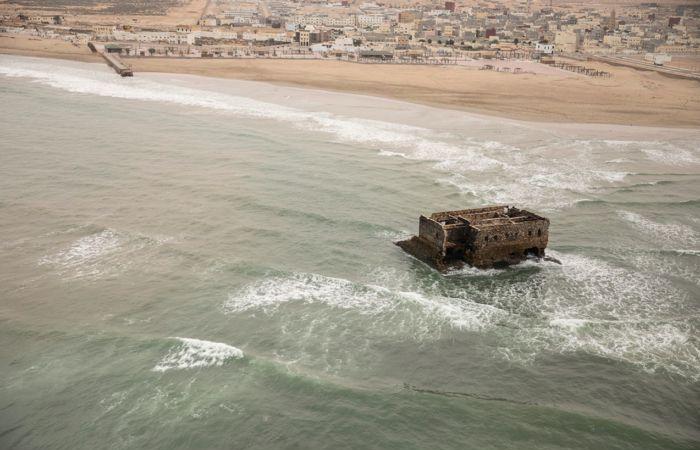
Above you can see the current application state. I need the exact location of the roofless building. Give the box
[396,205,550,270]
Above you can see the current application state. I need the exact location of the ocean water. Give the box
[0,54,699,449]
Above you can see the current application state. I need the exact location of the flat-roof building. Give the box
[396,205,550,270]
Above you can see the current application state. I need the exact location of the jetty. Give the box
[87,42,133,77]
[396,205,550,270]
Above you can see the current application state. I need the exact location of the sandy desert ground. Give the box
[0,0,208,27]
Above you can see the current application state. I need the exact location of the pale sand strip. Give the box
[2,35,699,128]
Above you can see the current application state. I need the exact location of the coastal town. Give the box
[1,0,699,78]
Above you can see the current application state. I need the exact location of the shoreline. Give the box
[2,35,700,128]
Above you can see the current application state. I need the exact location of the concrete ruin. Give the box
[396,205,550,270]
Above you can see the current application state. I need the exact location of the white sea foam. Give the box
[8,55,685,210]
[224,272,506,332]
[153,337,244,372]
[0,57,465,154]
[99,391,127,413]
[38,228,170,279]
[49,229,122,263]
[425,137,696,209]
[547,251,684,320]
[376,138,510,172]
[39,229,125,278]
[373,229,412,241]
[506,251,698,379]
[549,318,588,331]
[428,249,697,378]
[642,146,700,166]
[522,320,699,380]
[673,249,700,255]
[618,211,698,246]
[437,169,624,210]
[221,248,699,378]
[429,138,637,209]
[527,169,628,192]
[599,139,700,166]
[628,251,700,287]
[0,56,512,177]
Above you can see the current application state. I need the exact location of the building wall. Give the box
[358,14,384,27]
[418,216,446,254]
[555,30,577,52]
[603,34,622,47]
[467,220,549,267]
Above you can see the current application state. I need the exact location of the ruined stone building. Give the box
[396,205,550,270]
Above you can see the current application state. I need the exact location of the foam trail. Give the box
[38,228,170,280]
[498,251,700,380]
[642,146,700,166]
[0,56,469,151]
[618,211,698,246]
[4,55,672,210]
[153,337,244,372]
[40,229,122,266]
[38,229,125,279]
[224,272,506,332]
[0,56,513,175]
[222,253,700,380]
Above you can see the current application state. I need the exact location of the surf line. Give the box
[403,383,538,406]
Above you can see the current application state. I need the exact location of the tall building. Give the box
[608,9,616,30]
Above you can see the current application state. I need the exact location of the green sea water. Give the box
[1,55,699,449]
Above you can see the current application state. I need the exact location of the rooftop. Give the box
[429,205,546,230]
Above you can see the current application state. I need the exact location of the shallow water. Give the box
[1,54,699,449]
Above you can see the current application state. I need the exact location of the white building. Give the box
[92,25,116,38]
[324,16,355,27]
[357,14,384,28]
[535,42,554,54]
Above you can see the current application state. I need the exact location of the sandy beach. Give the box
[0,35,101,63]
[2,35,699,127]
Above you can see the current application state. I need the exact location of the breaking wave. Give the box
[494,251,698,380]
[38,228,171,280]
[642,146,700,166]
[0,56,481,163]
[618,211,698,246]
[224,272,507,333]
[6,55,696,210]
[153,337,244,372]
[224,250,698,380]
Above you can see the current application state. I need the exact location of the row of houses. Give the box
[93,26,290,45]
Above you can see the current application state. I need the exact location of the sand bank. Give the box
[0,35,100,63]
[127,57,700,128]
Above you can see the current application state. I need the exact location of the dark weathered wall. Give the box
[399,208,551,270]
[418,215,446,253]
[444,225,472,247]
[474,221,548,249]
[467,219,549,267]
